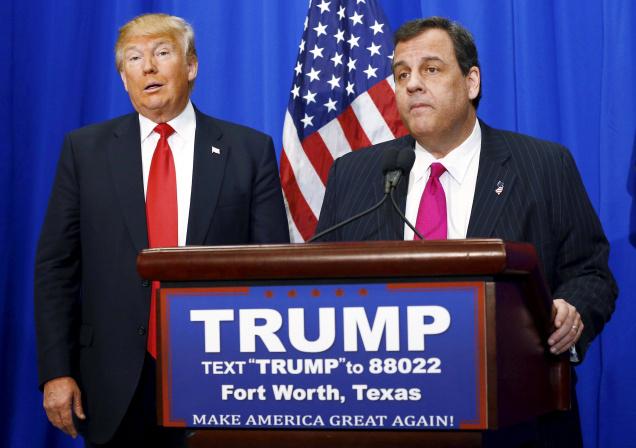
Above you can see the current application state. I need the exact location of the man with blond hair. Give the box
[34,13,289,447]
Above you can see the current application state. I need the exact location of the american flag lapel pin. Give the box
[495,181,504,195]
[211,146,221,156]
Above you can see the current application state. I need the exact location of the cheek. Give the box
[395,90,409,114]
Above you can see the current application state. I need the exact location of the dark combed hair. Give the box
[394,17,482,109]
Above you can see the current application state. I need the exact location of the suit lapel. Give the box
[466,122,516,238]
[186,109,229,245]
[108,114,148,252]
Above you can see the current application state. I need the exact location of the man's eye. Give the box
[158,50,170,56]
[128,55,141,62]
[398,72,409,80]
[426,66,439,74]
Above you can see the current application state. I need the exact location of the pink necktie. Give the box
[415,162,447,240]
[145,123,177,358]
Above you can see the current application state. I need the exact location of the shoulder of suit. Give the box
[195,109,272,142]
[481,121,570,160]
[335,135,414,166]
[65,112,138,140]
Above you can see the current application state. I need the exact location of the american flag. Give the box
[280,0,408,242]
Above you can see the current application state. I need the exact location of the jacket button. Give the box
[141,280,150,287]
[137,326,146,336]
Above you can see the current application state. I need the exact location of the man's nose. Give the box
[142,56,157,74]
[406,71,425,93]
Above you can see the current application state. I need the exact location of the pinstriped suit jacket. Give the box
[315,121,617,361]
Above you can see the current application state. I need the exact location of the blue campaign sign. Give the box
[158,282,486,430]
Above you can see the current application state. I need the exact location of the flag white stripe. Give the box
[350,92,395,144]
[282,194,305,243]
[386,74,396,90]
[282,112,325,217]
[318,118,353,160]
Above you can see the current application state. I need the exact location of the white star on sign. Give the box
[327,74,341,89]
[294,61,303,76]
[301,113,314,128]
[324,98,338,112]
[367,42,381,56]
[305,67,321,82]
[313,21,328,37]
[349,11,363,26]
[346,81,355,96]
[309,45,324,59]
[369,20,384,35]
[303,90,317,104]
[316,0,330,13]
[299,39,305,52]
[363,64,378,79]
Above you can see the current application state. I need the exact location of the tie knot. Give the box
[154,123,175,139]
[429,162,446,179]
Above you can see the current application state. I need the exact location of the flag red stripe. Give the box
[300,132,334,185]
[367,80,409,138]
[337,106,372,150]
[280,150,318,240]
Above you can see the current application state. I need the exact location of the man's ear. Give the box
[466,66,480,101]
[187,57,198,82]
[120,71,129,92]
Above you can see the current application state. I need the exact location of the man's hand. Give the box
[548,298,584,355]
[43,376,86,438]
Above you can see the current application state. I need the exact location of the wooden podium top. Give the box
[137,238,539,282]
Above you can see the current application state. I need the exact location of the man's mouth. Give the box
[144,83,163,92]
[410,102,432,111]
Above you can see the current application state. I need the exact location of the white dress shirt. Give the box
[140,101,196,246]
[404,119,482,240]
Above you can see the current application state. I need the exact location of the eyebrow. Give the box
[124,40,175,53]
[392,55,446,71]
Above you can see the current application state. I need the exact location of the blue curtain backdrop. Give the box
[1,1,634,446]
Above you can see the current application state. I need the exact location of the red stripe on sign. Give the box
[337,106,372,150]
[301,132,334,185]
[367,80,409,138]
[280,150,318,241]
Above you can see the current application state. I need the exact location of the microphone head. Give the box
[381,149,399,174]
[396,148,416,173]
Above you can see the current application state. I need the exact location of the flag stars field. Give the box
[316,0,330,13]
[281,0,406,241]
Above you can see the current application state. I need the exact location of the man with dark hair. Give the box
[315,16,616,446]
[394,17,482,108]
[34,13,289,447]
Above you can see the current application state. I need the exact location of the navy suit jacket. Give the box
[34,108,289,443]
[315,121,617,362]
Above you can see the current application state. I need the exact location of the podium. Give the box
[137,239,570,447]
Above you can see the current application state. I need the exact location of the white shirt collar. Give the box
[139,100,196,142]
[413,119,482,184]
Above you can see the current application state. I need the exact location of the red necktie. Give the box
[415,162,447,240]
[145,123,177,358]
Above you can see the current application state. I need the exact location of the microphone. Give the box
[308,149,399,243]
[387,149,424,240]
[383,149,401,194]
